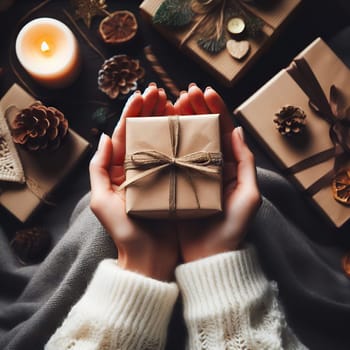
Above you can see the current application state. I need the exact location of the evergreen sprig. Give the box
[197,34,226,54]
[153,0,264,54]
[153,0,194,27]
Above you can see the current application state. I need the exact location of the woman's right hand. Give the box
[89,84,179,282]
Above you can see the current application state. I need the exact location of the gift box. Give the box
[140,0,301,86]
[123,114,223,218]
[234,38,350,227]
[0,84,90,222]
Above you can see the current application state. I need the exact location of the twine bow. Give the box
[287,57,350,195]
[119,116,222,214]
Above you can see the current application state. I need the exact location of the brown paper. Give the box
[0,84,90,222]
[139,0,301,86]
[235,38,350,227]
[125,114,222,218]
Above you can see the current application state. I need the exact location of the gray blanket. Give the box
[2,21,350,350]
[1,167,350,350]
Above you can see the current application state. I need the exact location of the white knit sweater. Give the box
[45,247,307,349]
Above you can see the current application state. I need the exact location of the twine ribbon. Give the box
[119,116,222,214]
[178,0,273,49]
[286,57,350,196]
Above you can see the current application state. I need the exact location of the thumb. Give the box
[89,133,113,195]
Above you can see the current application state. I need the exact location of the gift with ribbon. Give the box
[235,38,350,227]
[122,114,223,218]
[140,0,301,86]
[0,84,90,222]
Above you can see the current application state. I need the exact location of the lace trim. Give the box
[0,108,25,184]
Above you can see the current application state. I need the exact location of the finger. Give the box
[141,85,161,116]
[223,162,237,185]
[222,132,234,162]
[164,100,176,115]
[231,127,258,190]
[89,133,113,195]
[187,84,211,114]
[112,91,143,166]
[113,90,143,138]
[153,88,168,115]
[204,86,234,133]
[110,165,125,186]
[174,91,195,115]
[203,86,235,161]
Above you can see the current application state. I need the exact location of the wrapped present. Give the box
[140,0,301,86]
[234,38,350,227]
[122,114,223,218]
[0,84,90,222]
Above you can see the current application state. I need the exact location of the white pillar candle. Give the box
[15,18,81,88]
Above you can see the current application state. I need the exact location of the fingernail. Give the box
[179,90,187,95]
[236,126,245,142]
[148,82,157,87]
[98,132,107,150]
[205,86,213,91]
[124,90,139,108]
[143,86,153,95]
[188,82,197,88]
[158,87,165,93]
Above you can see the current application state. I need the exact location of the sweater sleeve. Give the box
[175,247,308,350]
[45,259,179,350]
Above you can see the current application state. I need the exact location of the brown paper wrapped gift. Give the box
[123,114,223,218]
[140,0,301,86]
[0,84,90,222]
[234,38,350,227]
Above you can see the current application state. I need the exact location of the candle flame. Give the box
[40,41,50,53]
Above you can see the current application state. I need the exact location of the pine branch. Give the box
[153,0,194,27]
[197,34,226,53]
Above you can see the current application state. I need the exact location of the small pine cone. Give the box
[273,105,307,136]
[98,54,145,99]
[11,102,68,151]
[10,227,51,264]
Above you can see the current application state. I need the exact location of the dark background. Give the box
[0,0,349,233]
[1,1,350,349]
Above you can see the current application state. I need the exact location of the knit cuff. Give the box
[76,259,179,347]
[175,247,268,318]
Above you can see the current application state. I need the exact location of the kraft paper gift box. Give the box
[140,0,301,86]
[123,114,223,218]
[234,38,350,227]
[0,84,90,222]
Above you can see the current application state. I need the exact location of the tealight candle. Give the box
[15,18,81,88]
[227,17,246,37]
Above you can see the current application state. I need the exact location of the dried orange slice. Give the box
[342,251,350,277]
[332,168,350,206]
[99,10,138,44]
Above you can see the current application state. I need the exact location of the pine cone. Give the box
[273,105,307,136]
[11,102,69,151]
[98,55,145,99]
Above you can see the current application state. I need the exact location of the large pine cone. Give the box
[273,105,307,136]
[98,54,145,99]
[11,102,69,151]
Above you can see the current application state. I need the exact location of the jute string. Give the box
[119,116,222,214]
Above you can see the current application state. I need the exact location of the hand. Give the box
[174,84,261,262]
[89,83,179,281]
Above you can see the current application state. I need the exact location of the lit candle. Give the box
[15,18,81,88]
